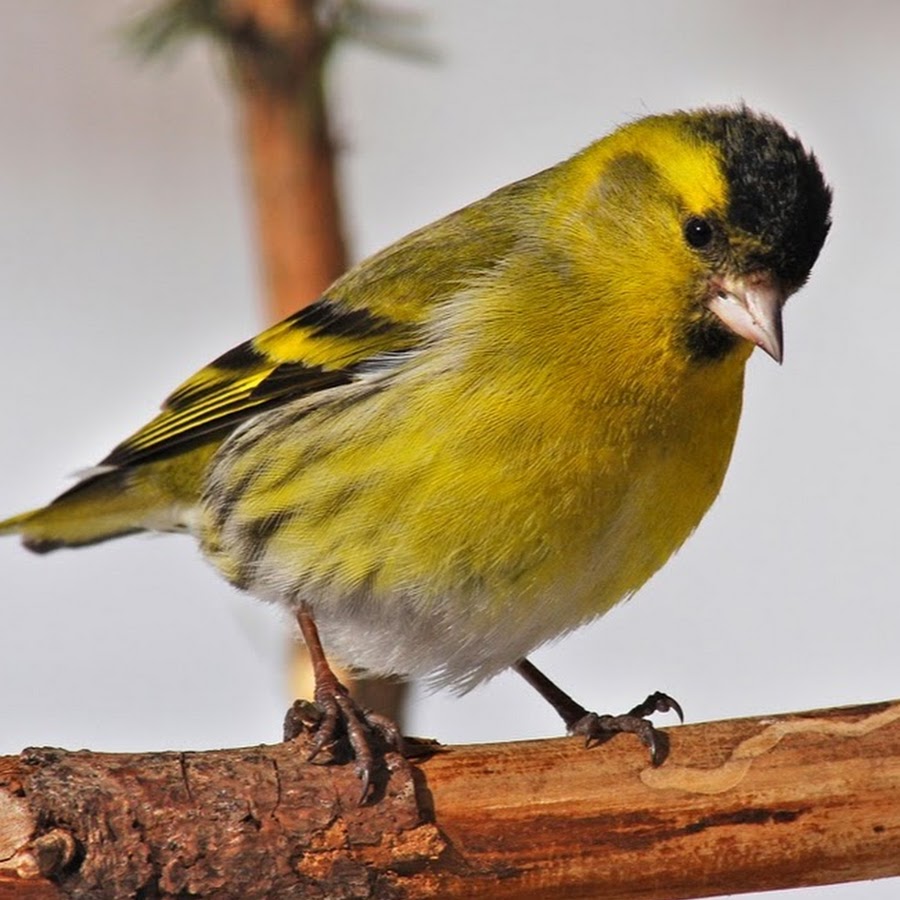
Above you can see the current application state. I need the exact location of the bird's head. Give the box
[562,106,832,364]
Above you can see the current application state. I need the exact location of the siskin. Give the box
[1,107,831,797]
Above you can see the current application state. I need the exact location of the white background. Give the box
[1,3,898,898]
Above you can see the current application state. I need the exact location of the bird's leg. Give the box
[513,658,683,766]
[284,607,403,803]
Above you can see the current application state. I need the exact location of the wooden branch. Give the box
[2,699,899,898]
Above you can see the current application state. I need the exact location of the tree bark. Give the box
[2,698,899,898]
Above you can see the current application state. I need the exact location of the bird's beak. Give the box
[706,271,787,363]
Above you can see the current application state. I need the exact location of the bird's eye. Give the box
[684,217,714,249]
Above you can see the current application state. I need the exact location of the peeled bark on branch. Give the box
[1,698,899,899]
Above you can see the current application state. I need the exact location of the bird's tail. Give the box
[0,467,175,553]
[1,440,216,554]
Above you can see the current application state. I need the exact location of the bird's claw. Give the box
[626,690,684,723]
[569,691,682,766]
[283,687,404,804]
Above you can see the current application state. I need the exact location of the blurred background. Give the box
[1,3,898,897]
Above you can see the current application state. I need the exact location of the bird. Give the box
[1,106,831,799]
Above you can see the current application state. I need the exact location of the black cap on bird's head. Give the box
[684,107,832,364]
[695,107,832,288]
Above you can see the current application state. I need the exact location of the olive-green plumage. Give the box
[0,107,831,691]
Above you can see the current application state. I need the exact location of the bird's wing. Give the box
[100,175,534,470]
[102,297,417,468]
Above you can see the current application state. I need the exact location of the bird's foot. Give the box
[569,691,684,766]
[283,680,404,804]
[288,608,407,803]
[513,659,684,766]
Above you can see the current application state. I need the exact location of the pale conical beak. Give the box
[706,271,787,363]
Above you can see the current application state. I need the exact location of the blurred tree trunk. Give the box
[228,0,408,721]
[229,0,347,316]
[133,0,409,722]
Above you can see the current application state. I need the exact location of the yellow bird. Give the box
[1,106,831,797]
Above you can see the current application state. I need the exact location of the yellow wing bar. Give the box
[103,298,414,468]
